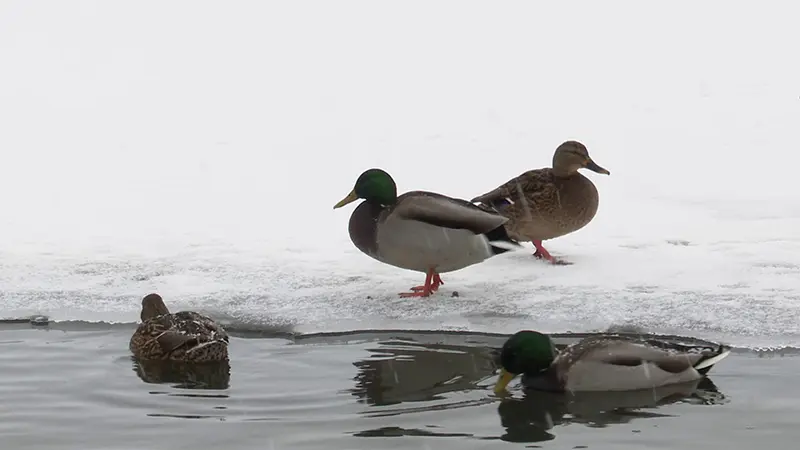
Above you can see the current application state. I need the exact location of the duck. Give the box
[494,330,730,394]
[129,293,229,362]
[333,168,519,298]
[471,140,609,265]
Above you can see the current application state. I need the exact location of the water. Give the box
[2,1,800,349]
[0,325,797,449]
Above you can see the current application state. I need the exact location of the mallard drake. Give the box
[333,168,519,298]
[129,293,229,362]
[494,330,730,394]
[471,140,609,265]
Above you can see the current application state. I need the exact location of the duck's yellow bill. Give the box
[334,190,358,209]
[493,368,517,394]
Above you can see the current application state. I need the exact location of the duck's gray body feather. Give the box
[348,191,512,273]
[524,336,730,392]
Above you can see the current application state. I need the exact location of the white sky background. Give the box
[1,1,797,248]
[1,1,800,344]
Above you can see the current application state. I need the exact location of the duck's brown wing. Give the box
[471,169,557,207]
[131,316,194,359]
[156,331,200,353]
[203,318,229,342]
[173,311,230,342]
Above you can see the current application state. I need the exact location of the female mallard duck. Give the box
[494,330,730,394]
[129,293,229,362]
[471,141,609,265]
[333,168,519,298]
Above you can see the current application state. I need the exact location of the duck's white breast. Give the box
[375,216,494,273]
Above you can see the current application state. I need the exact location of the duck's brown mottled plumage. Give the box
[471,141,609,263]
[129,293,229,362]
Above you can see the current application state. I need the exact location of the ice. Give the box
[1,1,800,349]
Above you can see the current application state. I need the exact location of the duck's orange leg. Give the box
[400,269,442,297]
[533,240,571,265]
[409,272,444,292]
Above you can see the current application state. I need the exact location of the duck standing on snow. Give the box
[129,293,229,362]
[333,168,519,298]
[471,140,609,265]
[494,330,730,394]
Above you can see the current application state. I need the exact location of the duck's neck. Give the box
[365,195,397,208]
[552,167,581,178]
[141,303,170,321]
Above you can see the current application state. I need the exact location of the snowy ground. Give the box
[1,1,799,348]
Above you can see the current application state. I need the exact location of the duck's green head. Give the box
[333,168,398,209]
[494,330,558,394]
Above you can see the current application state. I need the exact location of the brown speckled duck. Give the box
[471,141,609,265]
[334,168,519,298]
[129,293,229,362]
[494,330,731,394]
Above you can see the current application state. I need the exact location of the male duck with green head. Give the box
[334,168,518,298]
[494,330,730,394]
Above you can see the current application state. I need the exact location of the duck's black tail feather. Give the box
[472,201,521,255]
[485,224,521,255]
[694,345,732,374]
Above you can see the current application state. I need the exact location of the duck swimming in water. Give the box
[494,330,730,394]
[129,293,229,362]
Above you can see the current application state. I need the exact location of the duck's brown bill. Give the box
[586,159,611,175]
[334,189,359,209]
[493,368,517,394]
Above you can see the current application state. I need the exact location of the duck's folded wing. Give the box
[470,170,555,205]
[584,341,704,373]
[393,192,508,234]
[180,311,230,342]
[156,331,199,353]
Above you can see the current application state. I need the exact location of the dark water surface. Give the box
[0,324,797,449]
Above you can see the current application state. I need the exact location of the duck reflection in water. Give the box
[497,377,725,443]
[350,339,496,406]
[132,358,231,390]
